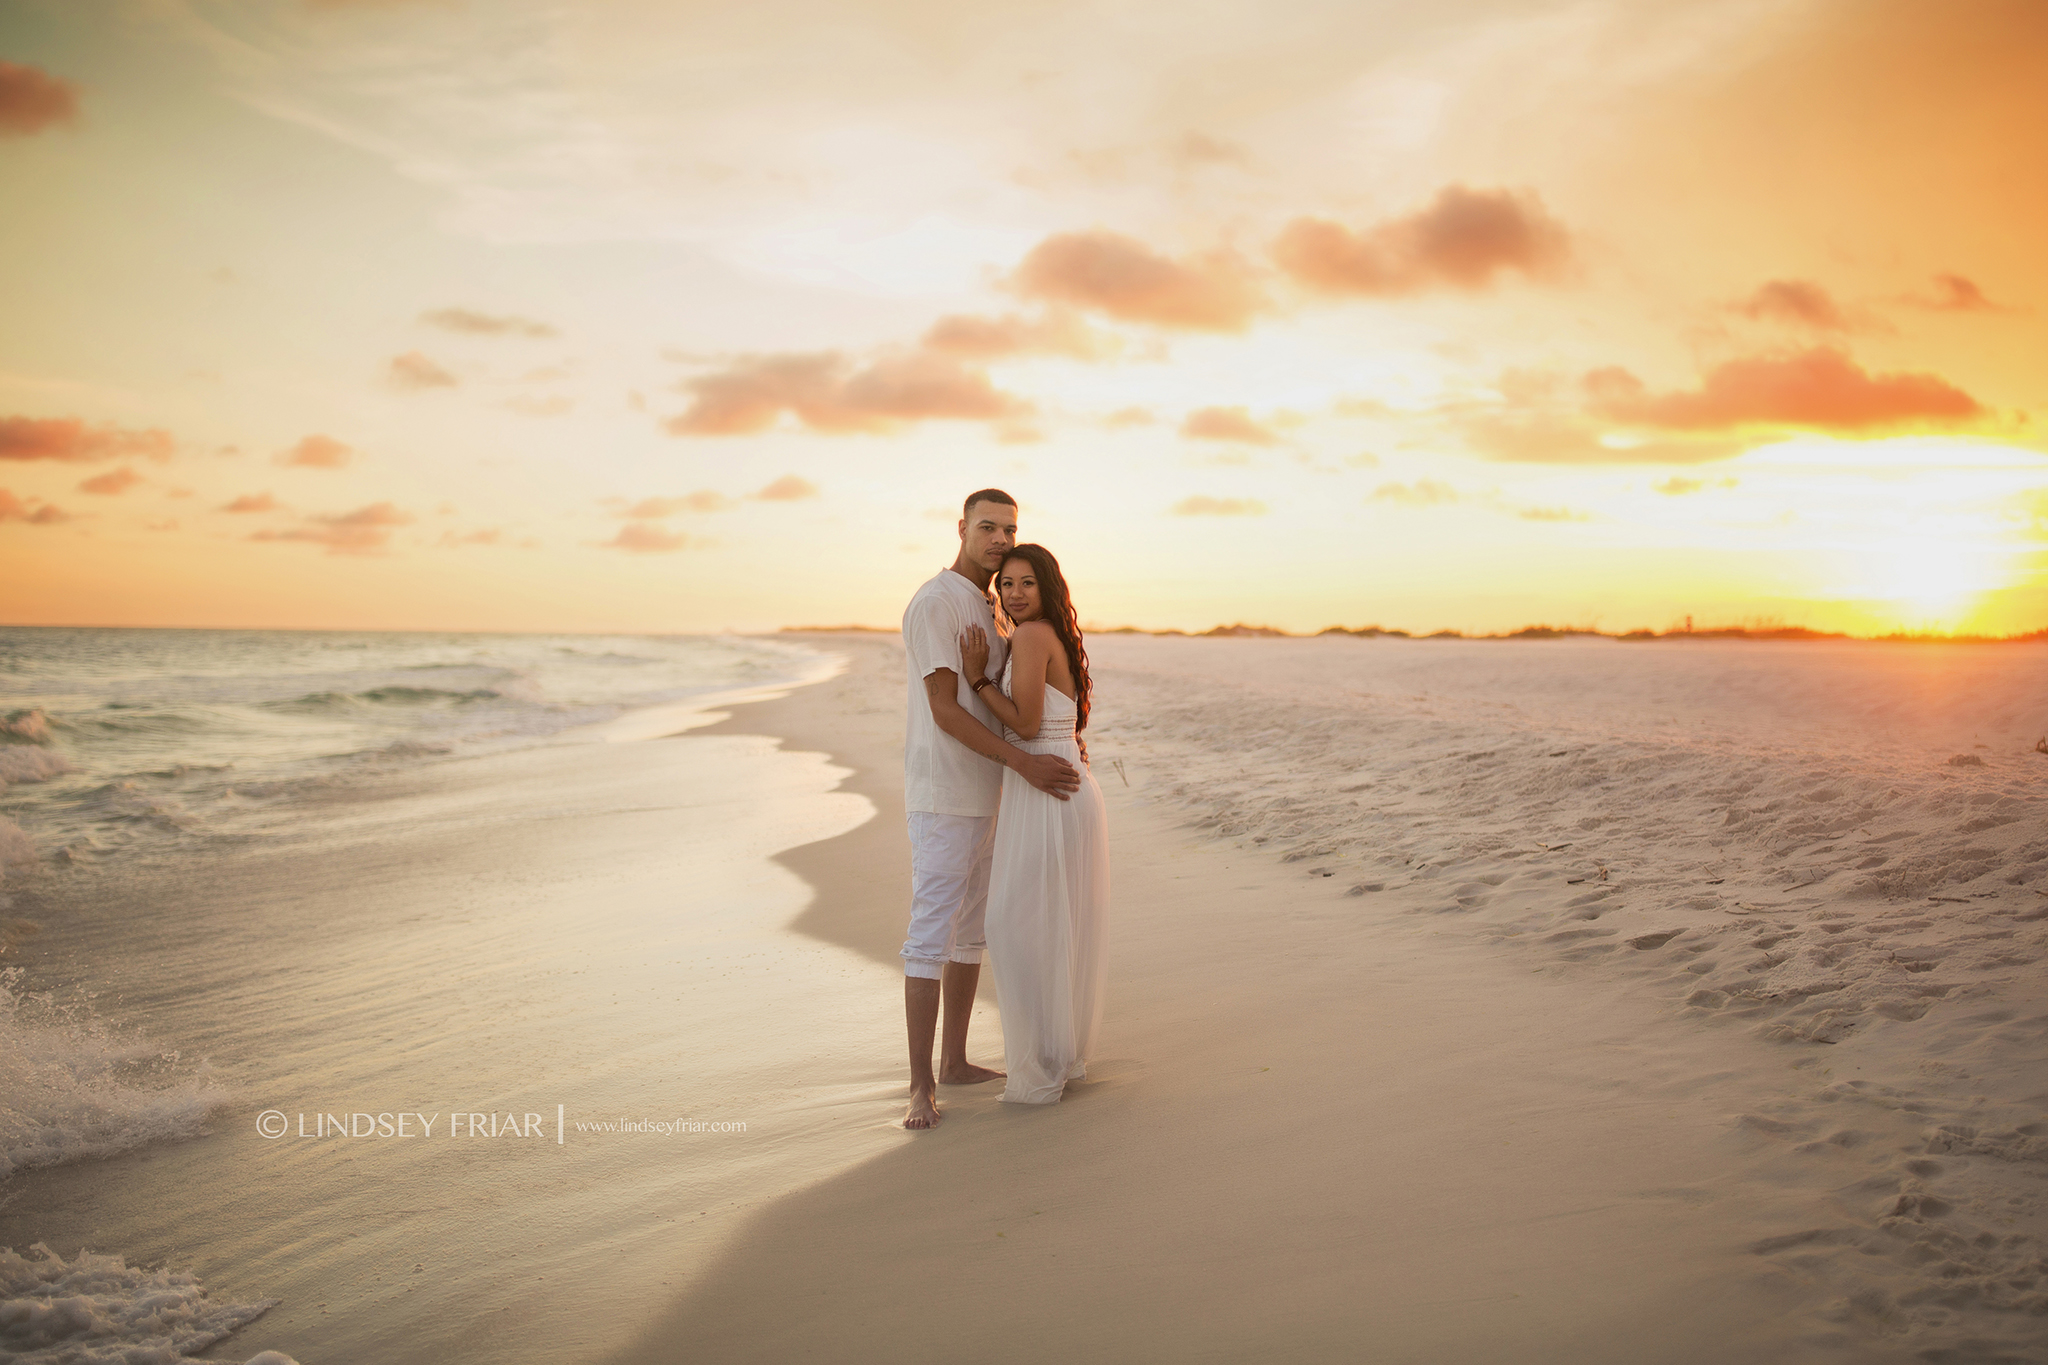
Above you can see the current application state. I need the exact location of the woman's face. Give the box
[998,559,1042,623]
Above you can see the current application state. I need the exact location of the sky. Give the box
[2,0,2045,636]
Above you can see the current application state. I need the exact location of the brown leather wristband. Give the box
[970,675,995,692]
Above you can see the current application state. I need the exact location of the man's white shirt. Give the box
[902,568,1009,816]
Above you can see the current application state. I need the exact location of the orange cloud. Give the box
[0,61,78,138]
[0,489,71,525]
[751,475,818,501]
[1733,279,1854,330]
[1009,231,1263,332]
[1179,406,1280,445]
[223,492,280,513]
[601,523,690,553]
[1,415,174,463]
[78,467,143,495]
[919,309,1117,361]
[438,528,503,547]
[1585,347,1983,433]
[617,492,733,517]
[1518,506,1591,522]
[1905,273,2003,313]
[389,351,458,390]
[276,435,354,469]
[1458,410,1747,466]
[1370,479,1459,507]
[252,501,413,554]
[1103,407,1155,427]
[667,352,1026,436]
[1457,347,1986,466]
[419,307,558,338]
[668,354,834,435]
[1273,185,1569,298]
[1170,495,1266,516]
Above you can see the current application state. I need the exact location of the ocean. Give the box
[0,628,834,876]
[0,627,907,1365]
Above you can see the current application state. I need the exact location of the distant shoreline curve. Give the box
[782,621,2048,644]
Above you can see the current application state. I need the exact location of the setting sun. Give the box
[1868,542,2008,627]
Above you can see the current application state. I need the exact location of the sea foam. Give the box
[0,1243,295,1365]
[0,709,53,746]
[0,817,33,878]
[0,969,231,1181]
[0,749,70,789]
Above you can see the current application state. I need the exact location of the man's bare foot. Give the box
[904,1085,942,1130]
[937,1061,1006,1085]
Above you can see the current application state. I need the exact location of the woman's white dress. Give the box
[987,656,1110,1104]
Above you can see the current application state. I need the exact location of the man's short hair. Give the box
[963,488,1018,518]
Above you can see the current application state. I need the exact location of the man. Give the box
[899,488,1081,1129]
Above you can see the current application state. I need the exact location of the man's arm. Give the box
[925,668,1080,800]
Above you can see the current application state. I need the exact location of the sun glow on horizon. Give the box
[1866,549,2010,630]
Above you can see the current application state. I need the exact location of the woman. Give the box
[960,544,1110,1105]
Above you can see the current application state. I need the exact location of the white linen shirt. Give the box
[902,568,1009,816]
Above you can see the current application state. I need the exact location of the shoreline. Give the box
[608,632,2048,1363]
[684,637,912,970]
[0,646,908,1365]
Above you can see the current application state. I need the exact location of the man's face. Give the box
[958,499,1018,571]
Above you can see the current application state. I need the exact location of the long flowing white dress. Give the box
[987,655,1110,1104]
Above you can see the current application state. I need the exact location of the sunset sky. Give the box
[3,0,2044,636]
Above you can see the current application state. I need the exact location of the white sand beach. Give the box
[613,631,2048,1365]
[3,630,2043,1364]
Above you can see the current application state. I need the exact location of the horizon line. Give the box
[782,621,2048,644]
[3,620,2044,644]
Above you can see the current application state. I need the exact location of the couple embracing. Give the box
[898,488,1110,1129]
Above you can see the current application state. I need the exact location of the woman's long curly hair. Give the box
[998,543,1091,757]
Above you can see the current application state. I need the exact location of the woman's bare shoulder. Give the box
[1014,619,1059,642]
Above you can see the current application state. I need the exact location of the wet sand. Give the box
[1,675,912,1365]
